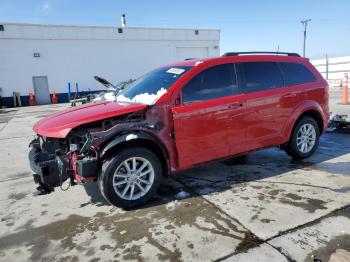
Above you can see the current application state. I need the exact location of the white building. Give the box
[0,22,220,106]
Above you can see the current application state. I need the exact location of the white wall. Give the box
[311,56,350,84]
[0,23,220,99]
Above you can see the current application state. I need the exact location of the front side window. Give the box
[117,66,192,105]
[279,62,317,86]
[182,64,238,104]
[241,62,284,93]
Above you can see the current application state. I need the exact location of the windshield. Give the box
[117,66,192,105]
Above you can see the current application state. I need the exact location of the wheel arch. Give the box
[100,131,169,177]
[283,101,326,141]
[296,110,324,133]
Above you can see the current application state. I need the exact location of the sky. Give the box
[0,0,349,59]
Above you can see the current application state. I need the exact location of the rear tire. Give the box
[285,116,320,160]
[99,147,162,209]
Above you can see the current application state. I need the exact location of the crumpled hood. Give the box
[33,101,148,138]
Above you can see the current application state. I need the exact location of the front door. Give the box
[171,63,246,169]
[32,76,51,105]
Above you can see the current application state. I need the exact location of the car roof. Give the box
[167,53,309,67]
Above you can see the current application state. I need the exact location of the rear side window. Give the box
[240,62,283,93]
[279,62,317,86]
[182,64,238,104]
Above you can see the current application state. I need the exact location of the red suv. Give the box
[29,52,329,208]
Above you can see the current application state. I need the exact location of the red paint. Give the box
[33,101,147,138]
[33,54,329,174]
[71,152,79,181]
[167,55,328,170]
[72,153,77,175]
[172,94,247,168]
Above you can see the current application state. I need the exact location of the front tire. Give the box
[285,116,320,159]
[99,147,163,209]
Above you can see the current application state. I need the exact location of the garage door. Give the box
[176,47,208,62]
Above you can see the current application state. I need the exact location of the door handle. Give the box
[228,102,244,109]
[284,93,297,98]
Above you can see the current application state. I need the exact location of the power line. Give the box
[1,13,349,25]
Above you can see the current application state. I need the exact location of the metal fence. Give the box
[311,56,350,88]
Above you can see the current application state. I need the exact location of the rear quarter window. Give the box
[278,62,317,86]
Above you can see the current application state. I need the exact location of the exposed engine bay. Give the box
[28,107,172,195]
[29,130,97,194]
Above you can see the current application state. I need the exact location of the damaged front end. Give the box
[28,110,149,194]
[28,103,175,196]
[28,130,98,194]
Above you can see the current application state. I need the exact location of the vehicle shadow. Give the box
[82,181,108,207]
[83,131,350,209]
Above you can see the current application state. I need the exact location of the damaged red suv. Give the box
[29,52,329,208]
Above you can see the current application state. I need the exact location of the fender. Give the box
[100,130,169,166]
[281,100,326,141]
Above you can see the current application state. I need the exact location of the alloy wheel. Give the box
[296,123,316,153]
[112,157,155,200]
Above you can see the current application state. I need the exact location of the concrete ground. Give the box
[0,92,349,262]
[329,87,350,115]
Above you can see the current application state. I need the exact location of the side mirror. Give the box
[174,93,182,106]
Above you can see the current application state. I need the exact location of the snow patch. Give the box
[93,92,116,102]
[175,190,190,199]
[166,200,179,210]
[126,134,138,141]
[116,88,167,105]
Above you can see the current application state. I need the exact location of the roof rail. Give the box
[222,51,300,57]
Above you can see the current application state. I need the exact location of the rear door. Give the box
[278,61,318,108]
[278,61,320,137]
[238,62,286,149]
[171,63,246,168]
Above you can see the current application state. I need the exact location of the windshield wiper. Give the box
[94,76,118,92]
[94,76,135,93]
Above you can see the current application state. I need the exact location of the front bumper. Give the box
[28,137,98,193]
[28,138,69,192]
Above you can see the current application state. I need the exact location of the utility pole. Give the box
[326,53,329,80]
[301,19,311,57]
